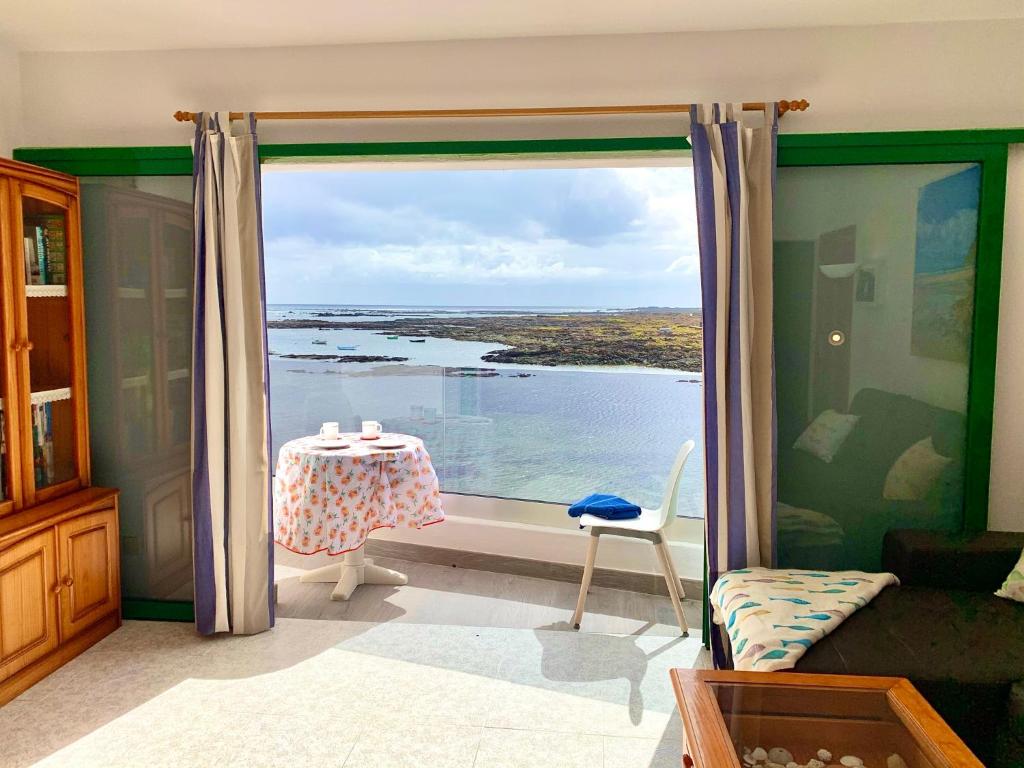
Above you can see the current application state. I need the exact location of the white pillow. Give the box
[996,548,1024,604]
[792,409,860,463]
[882,437,952,501]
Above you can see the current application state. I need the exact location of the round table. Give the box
[273,433,444,600]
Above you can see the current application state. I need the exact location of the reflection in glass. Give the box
[82,177,194,601]
[774,163,979,570]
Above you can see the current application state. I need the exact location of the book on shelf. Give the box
[31,401,55,489]
[22,214,67,286]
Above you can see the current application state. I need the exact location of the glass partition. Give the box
[81,177,194,602]
[773,163,980,570]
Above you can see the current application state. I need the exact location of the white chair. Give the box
[572,439,694,636]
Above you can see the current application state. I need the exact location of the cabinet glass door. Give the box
[16,183,83,498]
[0,322,9,511]
[0,180,13,513]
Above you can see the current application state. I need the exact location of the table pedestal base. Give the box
[298,547,408,601]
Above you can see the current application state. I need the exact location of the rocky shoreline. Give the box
[268,310,702,370]
[274,353,409,363]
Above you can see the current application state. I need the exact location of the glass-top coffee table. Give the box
[669,670,982,768]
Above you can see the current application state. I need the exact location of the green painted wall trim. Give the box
[14,127,1022,174]
[260,136,691,161]
[13,145,193,176]
[122,599,195,622]
[778,128,1024,149]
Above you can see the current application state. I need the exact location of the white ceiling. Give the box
[2,0,1022,52]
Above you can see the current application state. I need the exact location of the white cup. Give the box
[319,421,340,440]
[361,420,382,439]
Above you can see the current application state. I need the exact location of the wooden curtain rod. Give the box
[173,99,809,123]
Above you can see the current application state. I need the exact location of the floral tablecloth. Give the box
[274,433,444,555]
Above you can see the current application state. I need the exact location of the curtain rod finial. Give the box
[174,110,195,123]
[778,99,810,117]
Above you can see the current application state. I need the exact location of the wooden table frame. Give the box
[669,669,983,768]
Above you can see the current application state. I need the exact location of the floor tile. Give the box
[342,723,483,768]
[474,727,604,768]
[3,611,701,768]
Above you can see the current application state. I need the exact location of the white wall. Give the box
[9,19,1023,533]
[13,20,1024,148]
[0,41,23,156]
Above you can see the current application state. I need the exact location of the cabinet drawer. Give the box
[57,507,119,641]
[0,529,59,681]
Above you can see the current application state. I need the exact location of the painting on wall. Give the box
[911,165,981,363]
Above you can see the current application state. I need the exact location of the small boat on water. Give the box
[312,339,327,345]
[336,345,358,351]
[409,338,427,343]
[386,335,399,340]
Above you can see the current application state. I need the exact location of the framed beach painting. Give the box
[911,164,981,363]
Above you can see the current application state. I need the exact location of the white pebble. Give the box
[764,763,785,768]
[887,755,909,768]
[769,749,794,765]
[807,760,825,768]
[786,763,799,768]
[742,755,756,767]
[840,757,863,767]
[751,747,768,762]
[817,749,832,762]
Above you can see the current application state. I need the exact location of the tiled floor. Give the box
[274,553,702,637]
[2,617,707,767]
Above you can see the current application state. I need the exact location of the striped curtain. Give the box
[191,112,274,635]
[689,103,778,666]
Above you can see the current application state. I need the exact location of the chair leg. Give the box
[654,536,688,636]
[573,529,601,630]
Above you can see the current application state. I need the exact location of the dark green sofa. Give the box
[794,529,1024,767]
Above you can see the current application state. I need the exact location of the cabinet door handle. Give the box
[51,582,62,594]
[23,341,33,352]
[62,576,74,587]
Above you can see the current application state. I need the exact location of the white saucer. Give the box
[313,438,351,449]
[372,441,405,450]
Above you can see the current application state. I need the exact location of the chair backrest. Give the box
[656,439,696,529]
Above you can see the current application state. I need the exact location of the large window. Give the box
[262,163,705,515]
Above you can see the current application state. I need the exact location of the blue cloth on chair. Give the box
[568,494,641,520]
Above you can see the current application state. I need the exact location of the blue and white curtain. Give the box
[191,112,274,635]
[689,103,778,665]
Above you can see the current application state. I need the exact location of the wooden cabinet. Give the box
[0,529,58,682]
[57,509,119,641]
[0,159,121,705]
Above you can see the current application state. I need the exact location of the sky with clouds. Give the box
[261,165,700,308]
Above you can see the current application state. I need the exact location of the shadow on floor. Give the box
[534,620,689,725]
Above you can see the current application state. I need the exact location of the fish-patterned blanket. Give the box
[710,567,899,671]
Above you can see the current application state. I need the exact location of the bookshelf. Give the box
[0,158,120,705]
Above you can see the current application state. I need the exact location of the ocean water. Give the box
[268,305,705,516]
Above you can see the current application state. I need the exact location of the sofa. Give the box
[789,529,1024,767]
[777,388,966,570]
